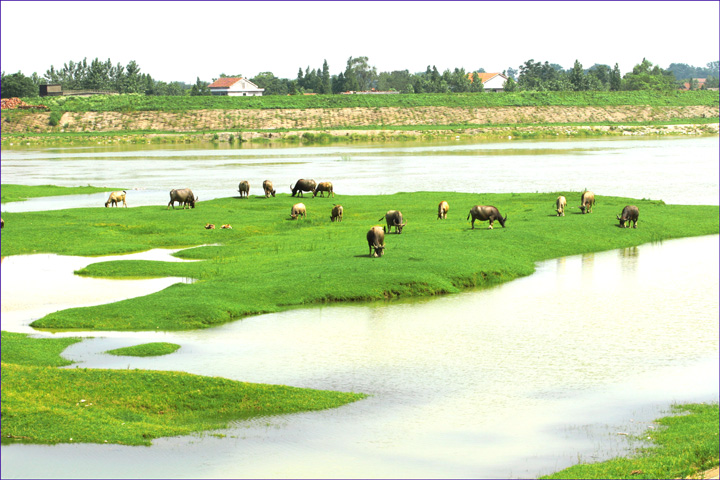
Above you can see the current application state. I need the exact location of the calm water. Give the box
[1,136,718,213]
[1,136,718,479]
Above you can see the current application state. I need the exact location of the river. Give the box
[1,136,718,479]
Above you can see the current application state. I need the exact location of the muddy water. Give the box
[1,235,717,479]
[1,136,718,213]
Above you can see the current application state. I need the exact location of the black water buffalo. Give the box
[467,205,507,229]
[105,191,127,208]
[438,201,449,219]
[290,203,306,220]
[237,181,250,198]
[367,226,386,257]
[313,181,334,198]
[579,191,595,214]
[167,188,198,209]
[617,205,639,228]
[379,210,406,234]
[556,195,567,216]
[291,179,317,197]
[331,204,343,222]
[262,180,276,197]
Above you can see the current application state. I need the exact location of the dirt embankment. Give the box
[3,105,718,134]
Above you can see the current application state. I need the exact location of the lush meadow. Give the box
[2,189,717,331]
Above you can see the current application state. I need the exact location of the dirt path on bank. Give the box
[2,105,718,135]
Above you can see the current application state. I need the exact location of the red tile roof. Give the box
[208,77,242,88]
[468,72,505,84]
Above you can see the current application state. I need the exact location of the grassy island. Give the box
[1,190,717,331]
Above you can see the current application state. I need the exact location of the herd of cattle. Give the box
[97,181,641,258]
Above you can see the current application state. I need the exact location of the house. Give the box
[681,78,707,91]
[468,72,509,92]
[208,77,264,96]
[39,84,63,97]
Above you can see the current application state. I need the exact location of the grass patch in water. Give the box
[1,190,717,331]
[105,342,181,357]
[1,184,126,203]
[541,403,719,479]
[0,331,366,446]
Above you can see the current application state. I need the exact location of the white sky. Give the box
[2,1,718,84]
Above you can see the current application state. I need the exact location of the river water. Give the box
[1,136,718,479]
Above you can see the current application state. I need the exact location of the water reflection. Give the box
[1,235,717,479]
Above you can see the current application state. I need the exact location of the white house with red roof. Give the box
[208,77,265,96]
[468,72,509,92]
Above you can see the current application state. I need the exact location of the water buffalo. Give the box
[467,205,507,229]
[1,218,4,229]
[167,188,198,209]
[379,210,406,234]
[205,223,215,229]
[105,191,127,208]
[262,180,276,197]
[221,224,233,229]
[291,179,317,197]
[556,195,567,216]
[237,181,250,198]
[290,203,306,220]
[437,201,449,219]
[331,204,343,222]
[313,181,334,198]
[617,205,639,228]
[579,191,595,214]
[367,226,386,257]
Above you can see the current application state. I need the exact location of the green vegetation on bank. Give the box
[105,342,181,357]
[541,403,719,479]
[9,90,719,114]
[1,191,717,331]
[1,331,366,446]
[1,184,126,203]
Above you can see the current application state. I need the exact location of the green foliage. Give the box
[623,58,677,91]
[1,191,716,331]
[48,110,63,126]
[542,403,719,479]
[1,71,39,98]
[105,342,181,357]
[1,333,366,446]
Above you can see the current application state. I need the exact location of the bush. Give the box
[48,111,63,126]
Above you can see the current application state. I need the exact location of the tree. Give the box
[610,63,622,91]
[320,60,331,94]
[344,56,377,91]
[503,76,517,92]
[1,71,38,97]
[190,77,210,96]
[569,60,588,91]
[622,58,676,91]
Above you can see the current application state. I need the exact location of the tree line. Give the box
[2,56,718,98]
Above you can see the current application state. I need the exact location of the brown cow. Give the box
[205,224,215,229]
[579,191,595,214]
[437,201,449,219]
[331,204,343,222]
[262,180,276,197]
[617,205,639,228]
[313,181,334,198]
[556,196,567,216]
[237,181,250,198]
[366,226,386,257]
[467,205,507,229]
[105,191,127,208]
[290,203,307,220]
[379,210,406,234]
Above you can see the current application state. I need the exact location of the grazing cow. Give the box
[1,218,4,229]
[331,204,343,222]
[313,181,334,198]
[105,191,127,208]
[290,179,317,197]
[579,191,595,214]
[205,224,215,229]
[221,224,233,229]
[617,205,639,228]
[262,180,276,198]
[167,188,198,209]
[366,226,386,257]
[437,201,449,219]
[556,195,567,216]
[467,205,507,229]
[290,203,306,220]
[379,210,406,234]
[237,181,250,198]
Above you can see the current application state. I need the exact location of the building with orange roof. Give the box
[468,72,509,92]
[208,77,264,96]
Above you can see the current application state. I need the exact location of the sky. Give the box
[2,1,719,84]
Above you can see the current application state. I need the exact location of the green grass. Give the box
[1,184,126,203]
[105,342,181,357]
[542,403,719,479]
[1,190,717,331]
[1,331,366,446]
[9,91,718,114]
